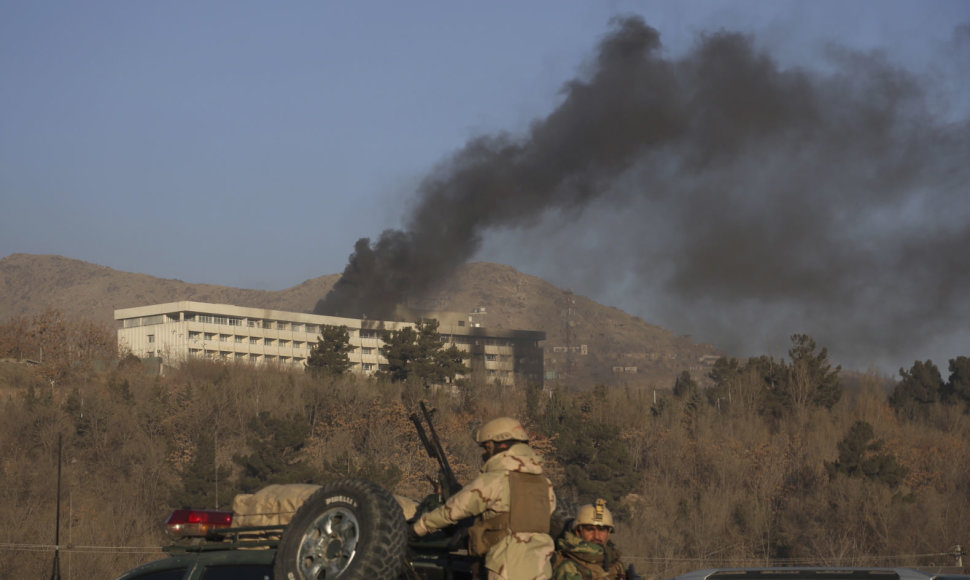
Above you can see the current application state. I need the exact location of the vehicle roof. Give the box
[114,548,277,580]
[668,568,961,580]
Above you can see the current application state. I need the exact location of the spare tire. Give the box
[274,478,408,580]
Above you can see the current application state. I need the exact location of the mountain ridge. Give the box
[0,253,720,389]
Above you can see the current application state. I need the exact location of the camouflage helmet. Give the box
[476,417,529,444]
[574,498,614,530]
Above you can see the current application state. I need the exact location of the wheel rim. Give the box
[295,506,360,578]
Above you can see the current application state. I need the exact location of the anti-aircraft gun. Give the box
[410,400,462,502]
[408,401,476,560]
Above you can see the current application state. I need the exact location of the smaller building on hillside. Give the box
[114,301,545,385]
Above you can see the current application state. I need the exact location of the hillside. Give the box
[0,253,720,389]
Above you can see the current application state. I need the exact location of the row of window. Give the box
[188,349,308,365]
[182,333,389,355]
[183,349,388,373]
[122,315,166,328]
[440,335,516,347]
[185,313,322,333]
[163,332,519,364]
[127,315,527,349]
[187,332,310,348]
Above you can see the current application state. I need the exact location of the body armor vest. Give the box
[468,471,551,555]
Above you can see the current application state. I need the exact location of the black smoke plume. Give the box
[316,16,969,370]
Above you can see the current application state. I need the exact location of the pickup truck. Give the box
[114,478,475,580]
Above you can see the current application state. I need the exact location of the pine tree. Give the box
[825,420,908,487]
[170,431,232,509]
[889,360,942,420]
[306,324,353,376]
[942,356,970,411]
[379,319,467,385]
[233,412,319,492]
[786,334,842,409]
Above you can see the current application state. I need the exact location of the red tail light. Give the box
[165,509,233,538]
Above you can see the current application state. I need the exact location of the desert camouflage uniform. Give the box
[553,530,625,580]
[413,442,557,580]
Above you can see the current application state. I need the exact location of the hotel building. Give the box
[115,301,544,385]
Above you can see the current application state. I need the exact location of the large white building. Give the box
[115,301,545,385]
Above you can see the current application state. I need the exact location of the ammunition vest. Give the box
[468,471,551,556]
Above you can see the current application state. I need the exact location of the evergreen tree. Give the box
[540,396,637,505]
[170,431,232,509]
[889,360,942,420]
[786,334,842,409]
[706,356,742,409]
[673,370,698,398]
[233,412,319,492]
[306,324,353,376]
[752,355,792,422]
[825,420,908,487]
[942,356,970,411]
[379,319,467,385]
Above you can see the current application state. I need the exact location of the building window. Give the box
[147,334,155,343]
[235,336,244,343]
[361,347,374,355]
[485,354,497,362]
[361,363,375,371]
[189,331,201,340]
[228,317,242,326]
[250,337,260,345]
[220,334,230,342]
[204,333,216,340]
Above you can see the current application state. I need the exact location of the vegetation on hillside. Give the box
[0,313,968,579]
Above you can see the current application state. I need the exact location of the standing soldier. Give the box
[553,499,626,580]
[411,417,557,580]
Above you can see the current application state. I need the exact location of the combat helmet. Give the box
[574,498,614,530]
[476,417,529,444]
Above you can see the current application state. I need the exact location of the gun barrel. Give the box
[415,402,461,497]
[410,414,436,459]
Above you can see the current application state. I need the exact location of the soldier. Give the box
[412,417,557,580]
[553,499,626,580]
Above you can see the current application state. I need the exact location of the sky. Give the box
[2,1,968,375]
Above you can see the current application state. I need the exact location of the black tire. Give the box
[274,478,408,580]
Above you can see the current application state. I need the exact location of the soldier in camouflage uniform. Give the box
[553,500,626,580]
[412,417,557,580]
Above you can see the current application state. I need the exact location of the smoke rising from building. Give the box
[316,15,969,371]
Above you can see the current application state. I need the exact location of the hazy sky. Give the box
[2,1,968,374]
